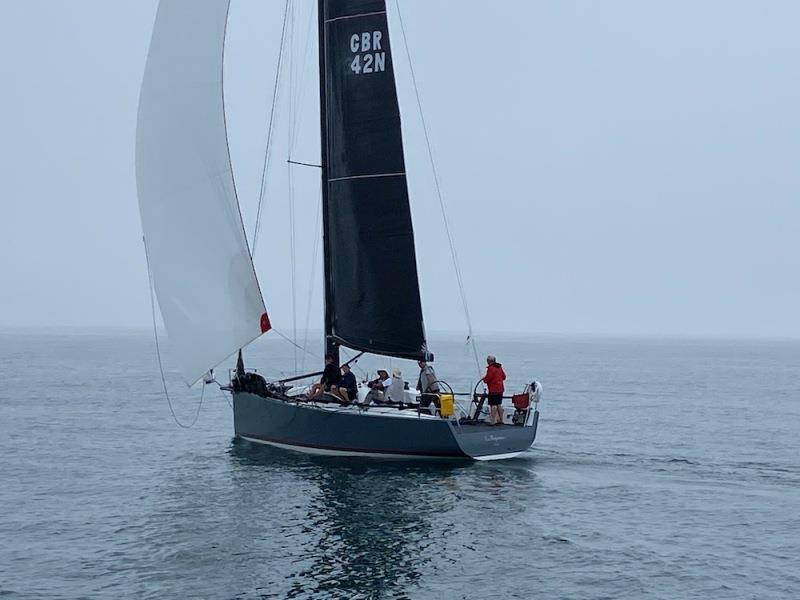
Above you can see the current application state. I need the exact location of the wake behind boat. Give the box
[136,0,542,460]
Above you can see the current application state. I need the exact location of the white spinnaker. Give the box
[136,0,269,386]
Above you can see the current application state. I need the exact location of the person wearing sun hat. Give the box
[367,368,390,390]
[384,368,406,404]
[365,368,391,404]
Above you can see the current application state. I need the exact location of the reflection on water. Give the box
[228,440,479,599]
[95,431,540,599]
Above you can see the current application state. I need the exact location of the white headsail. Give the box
[136,0,269,386]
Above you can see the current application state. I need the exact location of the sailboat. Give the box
[137,0,541,460]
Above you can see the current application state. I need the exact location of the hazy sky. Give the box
[2,1,799,338]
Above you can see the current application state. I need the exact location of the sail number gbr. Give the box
[349,31,386,75]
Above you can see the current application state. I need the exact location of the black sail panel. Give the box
[322,0,429,360]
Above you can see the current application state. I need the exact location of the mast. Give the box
[317,0,338,364]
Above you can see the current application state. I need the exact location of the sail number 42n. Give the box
[350,31,386,75]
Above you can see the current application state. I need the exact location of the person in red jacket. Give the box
[482,354,507,425]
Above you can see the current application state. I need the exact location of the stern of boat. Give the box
[451,380,541,460]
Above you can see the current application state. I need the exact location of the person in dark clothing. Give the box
[482,354,506,425]
[337,363,358,403]
[310,354,341,399]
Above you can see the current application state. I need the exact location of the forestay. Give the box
[137,0,269,386]
[321,0,430,361]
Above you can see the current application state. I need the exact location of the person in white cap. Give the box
[365,368,390,404]
[384,368,406,404]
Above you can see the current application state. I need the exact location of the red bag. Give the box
[511,393,529,410]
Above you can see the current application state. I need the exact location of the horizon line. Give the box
[1,324,798,343]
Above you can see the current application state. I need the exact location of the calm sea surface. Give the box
[1,331,798,599]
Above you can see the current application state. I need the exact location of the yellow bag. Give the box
[439,393,454,417]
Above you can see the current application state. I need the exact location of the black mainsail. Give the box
[319,0,430,362]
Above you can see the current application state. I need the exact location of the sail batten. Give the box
[320,0,429,361]
[328,172,405,182]
[324,10,387,25]
[137,0,269,385]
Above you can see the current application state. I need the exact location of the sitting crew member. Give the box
[384,368,406,405]
[365,368,390,404]
[482,354,506,425]
[337,363,358,403]
[310,354,341,399]
[416,360,440,413]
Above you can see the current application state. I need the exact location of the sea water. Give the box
[1,331,798,599]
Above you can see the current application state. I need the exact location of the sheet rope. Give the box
[143,237,205,429]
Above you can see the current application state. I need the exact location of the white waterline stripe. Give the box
[240,436,522,461]
[324,11,386,24]
[473,452,524,461]
[240,436,458,460]
[328,172,406,183]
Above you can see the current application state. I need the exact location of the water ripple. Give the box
[1,334,799,598]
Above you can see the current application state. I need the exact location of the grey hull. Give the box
[232,392,539,460]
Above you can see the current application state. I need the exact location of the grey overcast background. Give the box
[1,1,798,339]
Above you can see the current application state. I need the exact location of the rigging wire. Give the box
[249,2,316,375]
[282,1,321,375]
[287,0,298,375]
[394,1,483,378]
[252,0,291,256]
[143,237,205,429]
[289,2,316,155]
[272,327,320,361]
[300,194,322,374]
[286,1,322,375]
[340,347,369,380]
[218,387,233,409]
[288,180,298,376]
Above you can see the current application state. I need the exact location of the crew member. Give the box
[482,354,506,425]
[384,368,406,404]
[338,363,358,403]
[365,369,390,404]
[310,354,341,399]
[416,360,440,413]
